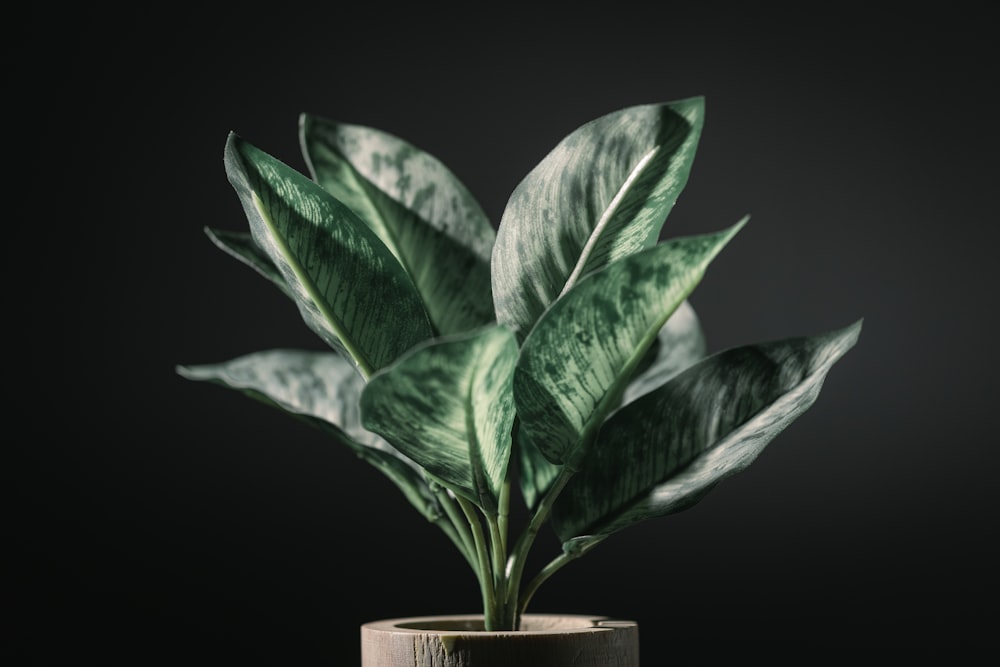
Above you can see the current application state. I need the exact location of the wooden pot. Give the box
[360,613,639,666]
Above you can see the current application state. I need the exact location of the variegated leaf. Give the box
[175,349,443,523]
[492,97,705,342]
[515,219,746,471]
[224,132,434,378]
[300,115,496,335]
[620,298,707,405]
[553,319,863,548]
[518,298,706,511]
[204,227,293,299]
[360,326,518,512]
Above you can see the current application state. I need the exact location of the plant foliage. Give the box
[178,97,862,630]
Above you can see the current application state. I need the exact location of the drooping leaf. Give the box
[514,219,746,471]
[492,97,705,342]
[553,319,863,549]
[517,298,706,511]
[359,326,518,512]
[175,350,444,523]
[203,227,293,299]
[224,132,434,379]
[300,115,496,335]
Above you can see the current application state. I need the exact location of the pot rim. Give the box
[362,613,637,636]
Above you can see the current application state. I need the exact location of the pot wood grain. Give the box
[361,614,639,666]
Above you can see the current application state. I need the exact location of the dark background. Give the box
[20,5,996,664]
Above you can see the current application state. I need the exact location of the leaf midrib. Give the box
[252,190,376,379]
[568,274,700,470]
[558,146,660,300]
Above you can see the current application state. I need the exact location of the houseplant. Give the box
[177,96,861,665]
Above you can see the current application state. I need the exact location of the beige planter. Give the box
[360,613,639,666]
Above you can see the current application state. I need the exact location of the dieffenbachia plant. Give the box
[177,97,862,630]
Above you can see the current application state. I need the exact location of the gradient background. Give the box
[20,5,996,664]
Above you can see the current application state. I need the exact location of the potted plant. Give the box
[177,96,861,666]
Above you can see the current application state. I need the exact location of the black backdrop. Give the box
[20,5,996,664]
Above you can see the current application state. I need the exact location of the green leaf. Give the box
[359,326,518,512]
[224,132,434,379]
[516,298,706,511]
[516,424,560,512]
[300,115,496,335]
[492,97,705,341]
[203,227,293,299]
[621,298,707,405]
[553,319,864,549]
[514,219,746,471]
[175,350,444,523]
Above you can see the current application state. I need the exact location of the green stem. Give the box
[494,466,512,626]
[504,469,574,625]
[434,516,477,572]
[498,474,511,564]
[517,552,578,619]
[434,488,478,576]
[457,496,497,629]
[487,514,507,624]
[520,537,605,620]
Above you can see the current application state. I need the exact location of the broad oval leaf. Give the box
[359,325,518,512]
[175,350,444,523]
[204,227,293,299]
[517,298,706,511]
[224,132,434,379]
[514,219,746,470]
[300,115,496,335]
[492,97,705,341]
[552,319,863,548]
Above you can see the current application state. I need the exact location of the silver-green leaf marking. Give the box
[300,115,496,335]
[492,98,705,341]
[554,319,863,550]
[176,349,443,523]
[359,326,518,512]
[224,132,434,377]
[517,298,707,511]
[514,219,746,472]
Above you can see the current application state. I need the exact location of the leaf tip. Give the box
[298,112,315,138]
[716,214,750,247]
[842,317,865,346]
[682,94,706,110]
[223,131,245,173]
[224,130,241,152]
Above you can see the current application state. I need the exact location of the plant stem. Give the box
[517,552,577,618]
[520,536,604,618]
[434,488,479,575]
[435,516,477,572]
[498,473,511,562]
[503,469,574,626]
[457,496,497,629]
[487,514,507,623]
[493,465,512,625]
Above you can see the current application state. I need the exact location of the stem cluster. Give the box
[431,467,582,630]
